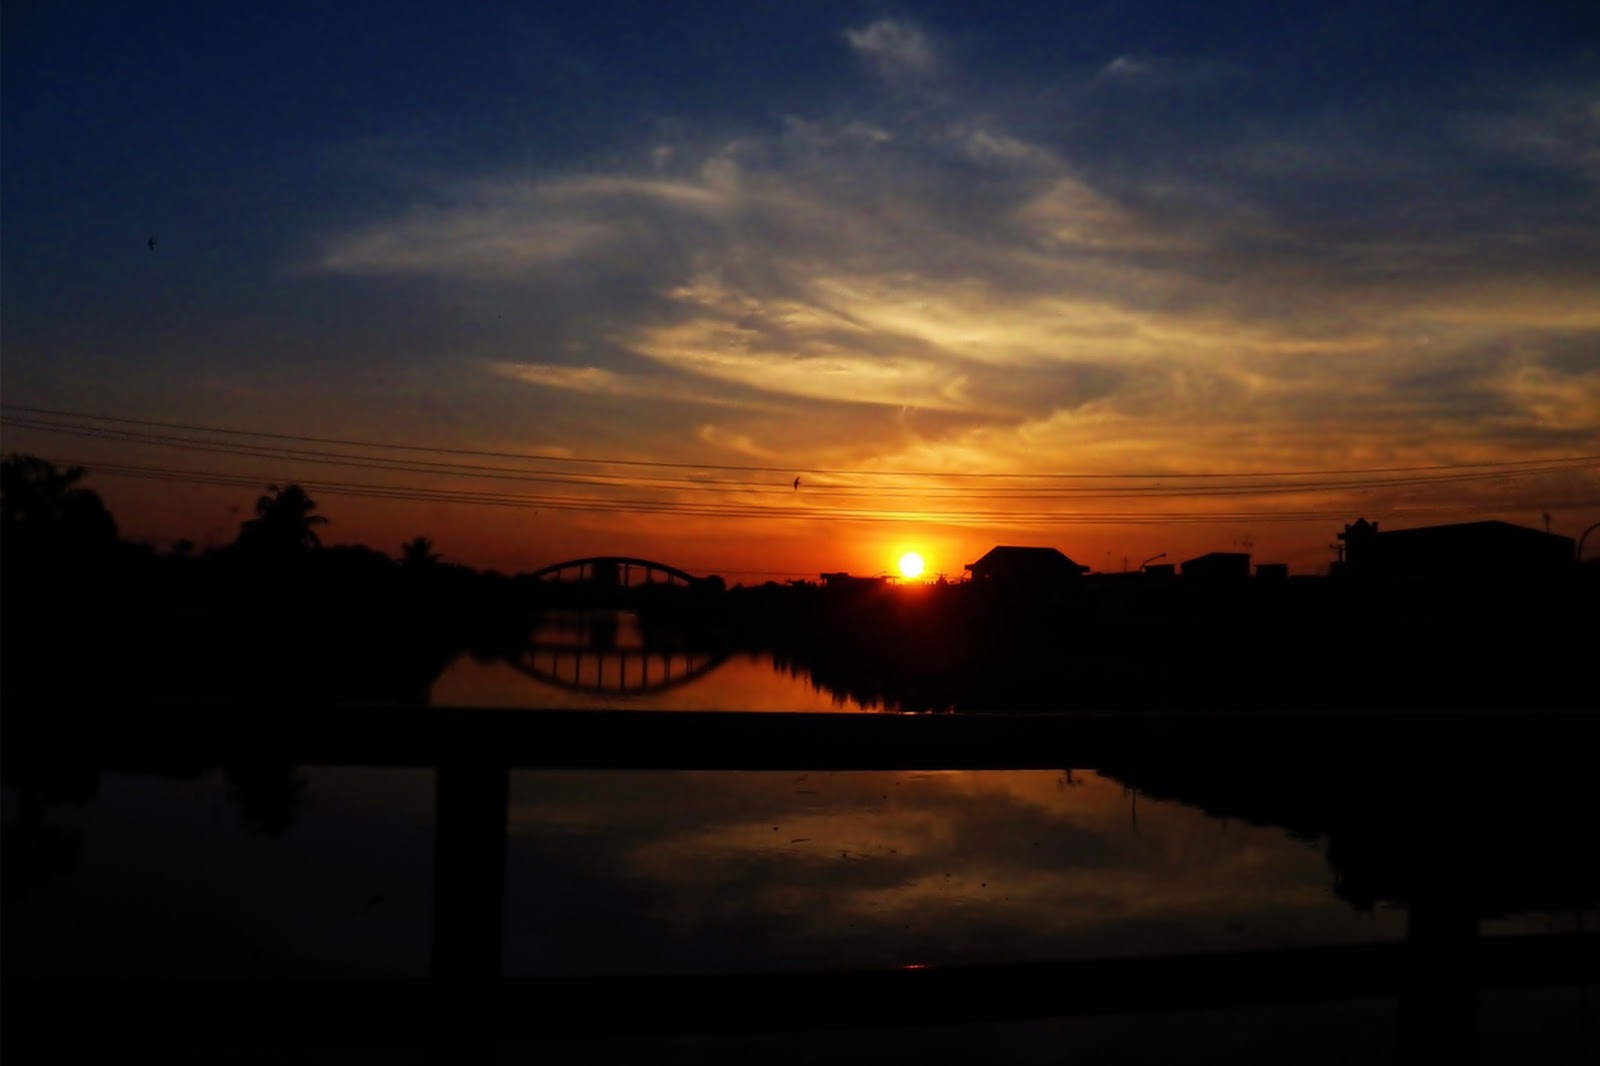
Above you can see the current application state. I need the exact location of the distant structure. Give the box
[1336,519,1575,580]
[1255,563,1289,580]
[820,571,887,592]
[965,546,1090,587]
[1179,551,1251,581]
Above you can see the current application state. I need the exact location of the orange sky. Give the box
[17,424,1591,582]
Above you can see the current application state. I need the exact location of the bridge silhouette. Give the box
[519,557,728,693]
[526,555,708,588]
[526,555,723,611]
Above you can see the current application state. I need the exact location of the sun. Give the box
[897,551,925,579]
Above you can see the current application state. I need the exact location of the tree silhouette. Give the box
[0,454,118,553]
[400,536,441,569]
[235,484,327,555]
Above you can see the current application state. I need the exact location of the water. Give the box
[6,766,1589,982]
[430,610,875,711]
[433,650,871,711]
[6,615,1596,1059]
[499,767,1412,977]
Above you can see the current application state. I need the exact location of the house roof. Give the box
[965,545,1088,572]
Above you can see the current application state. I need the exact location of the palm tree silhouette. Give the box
[235,484,327,554]
[400,536,441,569]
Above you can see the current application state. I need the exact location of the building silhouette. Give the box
[1336,519,1575,580]
[964,546,1090,587]
[1179,551,1251,581]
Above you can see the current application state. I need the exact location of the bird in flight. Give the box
[147,236,156,251]
[793,476,801,491]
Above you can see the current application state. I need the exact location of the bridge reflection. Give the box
[507,608,729,696]
[509,645,728,696]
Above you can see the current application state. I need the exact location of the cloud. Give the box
[1496,361,1600,436]
[844,18,938,82]
[1384,332,1600,440]
[1094,53,1242,92]
[1099,54,1151,81]
[319,174,735,280]
[629,316,975,411]
[487,360,780,412]
[1014,175,1192,251]
[316,48,1600,495]
[1455,82,1600,180]
[694,424,780,460]
[321,209,613,279]
[488,362,622,393]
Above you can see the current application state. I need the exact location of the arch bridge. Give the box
[527,556,706,589]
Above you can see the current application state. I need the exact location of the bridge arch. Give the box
[526,555,704,587]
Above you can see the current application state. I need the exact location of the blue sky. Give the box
[4,2,1598,573]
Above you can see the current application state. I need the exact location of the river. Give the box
[3,611,1595,1061]
[430,609,877,711]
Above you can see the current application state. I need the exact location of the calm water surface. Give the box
[431,610,874,710]
[6,619,1596,1060]
[5,766,1588,981]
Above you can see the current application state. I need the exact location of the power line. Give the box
[7,414,1596,501]
[7,402,1597,481]
[43,455,1600,528]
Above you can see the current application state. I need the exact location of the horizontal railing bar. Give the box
[5,933,1595,1045]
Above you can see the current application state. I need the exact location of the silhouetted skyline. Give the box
[5,454,1592,714]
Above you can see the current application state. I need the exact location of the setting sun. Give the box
[897,552,925,579]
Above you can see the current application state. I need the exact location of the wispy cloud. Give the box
[694,423,781,460]
[844,18,939,82]
[488,362,633,394]
[320,174,735,280]
[487,360,779,412]
[629,316,974,411]
[1456,82,1600,179]
[1094,52,1241,91]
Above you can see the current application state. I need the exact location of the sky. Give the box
[4,1,1598,578]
